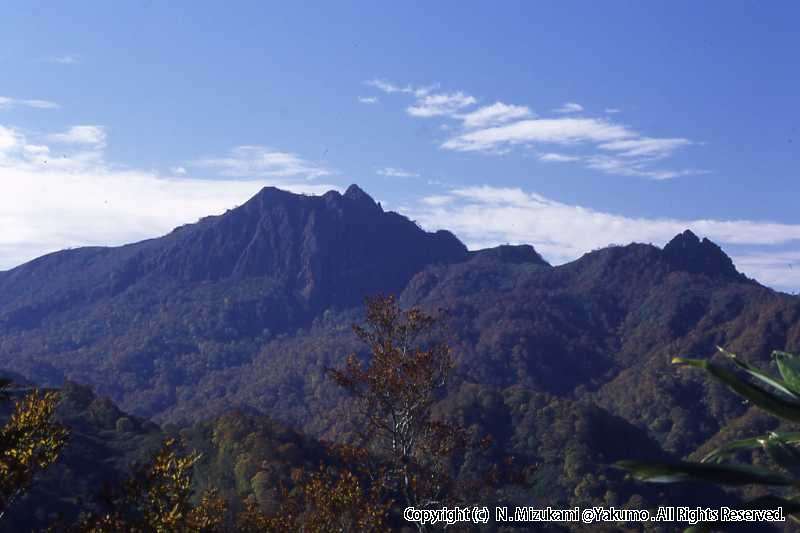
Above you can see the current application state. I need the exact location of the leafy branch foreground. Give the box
[617,346,800,532]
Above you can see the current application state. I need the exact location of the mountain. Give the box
[402,235,799,455]
[0,184,466,330]
[1,184,798,528]
[661,229,747,281]
[0,185,798,462]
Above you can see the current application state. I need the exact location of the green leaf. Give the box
[614,459,796,486]
[672,357,800,423]
[701,431,800,463]
[716,346,799,399]
[762,434,800,477]
[775,351,800,396]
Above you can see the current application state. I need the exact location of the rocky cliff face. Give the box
[131,184,467,307]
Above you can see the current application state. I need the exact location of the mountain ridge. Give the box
[0,185,793,462]
[0,185,469,330]
[0,185,757,302]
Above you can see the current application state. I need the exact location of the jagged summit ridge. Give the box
[343,184,382,211]
[662,229,744,280]
[0,189,758,328]
[0,184,470,318]
[162,183,466,287]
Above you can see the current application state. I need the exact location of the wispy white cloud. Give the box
[47,125,106,147]
[365,79,436,97]
[23,99,59,109]
[538,152,580,162]
[553,102,584,113]
[598,137,692,158]
[584,155,706,180]
[605,108,621,114]
[48,54,80,64]
[407,92,476,118]
[441,114,699,179]
[193,145,331,179]
[376,167,419,178]
[409,185,800,291]
[365,79,407,94]
[441,117,635,152]
[371,78,701,179]
[0,96,59,110]
[0,125,339,270]
[365,79,476,119]
[358,96,378,104]
[460,102,533,128]
[420,195,454,206]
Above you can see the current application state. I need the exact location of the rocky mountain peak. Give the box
[662,229,744,280]
[343,184,382,212]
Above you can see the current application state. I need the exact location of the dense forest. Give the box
[2,186,799,531]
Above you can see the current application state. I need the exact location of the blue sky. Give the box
[2,2,799,291]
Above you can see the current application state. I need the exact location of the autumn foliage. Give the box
[0,380,69,520]
[329,295,469,529]
[236,463,390,532]
[65,437,226,532]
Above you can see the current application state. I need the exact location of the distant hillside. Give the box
[0,380,162,532]
[0,376,741,532]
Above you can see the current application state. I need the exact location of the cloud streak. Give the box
[460,102,533,128]
[47,125,106,147]
[598,137,692,158]
[48,54,80,64]
[365,79,436,97]
[0,96,59,110]
[368,77,702,179]
[537,153,580,162]
[553,102,584,113]
[193,145,331,179]
[407,92,476,118]
[442,117,635,151]
[443,116,701,179]
[365,79,476,119]
[376,167,419,178]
